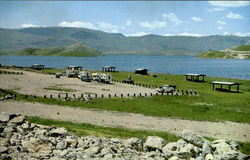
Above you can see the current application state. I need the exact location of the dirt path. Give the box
[1,101,249,142]
[0,69,155,98]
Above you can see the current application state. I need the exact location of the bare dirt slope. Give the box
[1,101,249,143]
[0,69,155,97]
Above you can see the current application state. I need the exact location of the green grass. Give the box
[26,116,250,155]
[196,50,227,59]
[2,70,250,124]
[26,116,178,142]
[232,45,250,51]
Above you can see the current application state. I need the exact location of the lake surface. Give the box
[0,55,250,80]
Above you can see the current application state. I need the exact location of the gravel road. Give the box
[1,101,249,143]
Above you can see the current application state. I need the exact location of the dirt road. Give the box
[1,101,249,142]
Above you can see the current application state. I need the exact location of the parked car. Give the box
[122,76,134,84]
[78,71,91,82]
[156,85,175,93]
[66,66,82,78]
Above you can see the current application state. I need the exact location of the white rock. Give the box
[49,127,68,137]
[181,130,205,147]
[145,136,165,151]
[124,137,143,151]
[0,112,10,122]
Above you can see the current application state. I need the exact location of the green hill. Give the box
[12,42,103,57]
[231,45,250,51]
[0,27,250,56]
[197,45,250,59]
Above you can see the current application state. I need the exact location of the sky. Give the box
[0,1,249,37]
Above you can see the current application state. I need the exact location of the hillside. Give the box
[0,27,250,56]
[196,45,250,59]
[11,42,103,57]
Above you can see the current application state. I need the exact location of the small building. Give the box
[212,81,241,93]
[185,74,206,82]
[32,64,45,70]
[102,66,116,72]
[135,68,148,75]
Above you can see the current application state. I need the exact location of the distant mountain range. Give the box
[0,27,250,56]
[9,42,102,57]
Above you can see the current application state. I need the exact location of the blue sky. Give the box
[0,1,249,37]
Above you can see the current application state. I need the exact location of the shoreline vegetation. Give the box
[196,45,250,59]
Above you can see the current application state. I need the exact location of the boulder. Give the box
[124,137,143,151]
[145,136,165,151]
[181,130,205,147]
[8,115,25,124]
[49,127,68,137]
[212,140,239,160]
[56,141,67,150]
[0,146,8,153]
[0,112,10,122]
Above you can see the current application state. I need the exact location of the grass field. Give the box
[2,68,250,123]
[26,116,250,155]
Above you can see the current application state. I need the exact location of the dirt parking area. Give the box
[0,69,156,98]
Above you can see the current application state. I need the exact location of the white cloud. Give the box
[126,20,132,26]
[163,33,175,36]
[21,24,39,28]
[208,1,249,7]
[138,21,166,29]
[191,17,203,22]
[217,26,224,30]
[97,21,124,33]
[179,32,203,37]
[223,32,250,37]
[208,8,226,12]
[233,32,250,37]
[217,20,226,25]
[226,12,243,19]
[223,32,231,36]
[162,13,182,25]
[125,32,150,37]
[58,21,97,29]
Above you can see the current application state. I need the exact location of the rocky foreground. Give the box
[0,112,249,160]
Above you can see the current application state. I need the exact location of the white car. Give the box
[156,85,175,93]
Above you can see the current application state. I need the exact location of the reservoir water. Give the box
[0,55,250,80]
